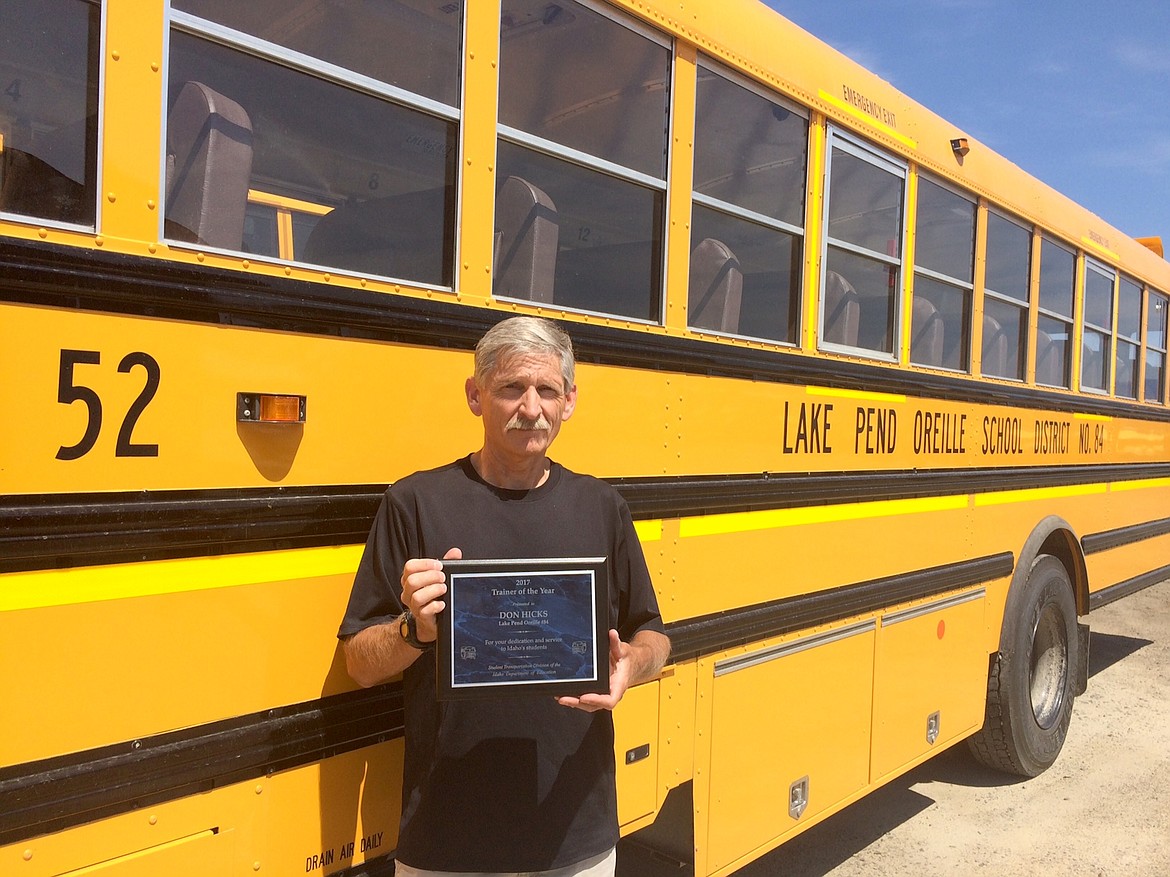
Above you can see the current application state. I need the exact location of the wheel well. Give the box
[1024,519,1089,616]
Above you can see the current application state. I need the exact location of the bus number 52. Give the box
[56,349,161,460]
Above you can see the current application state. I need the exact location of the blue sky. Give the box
[763,0,1170,245]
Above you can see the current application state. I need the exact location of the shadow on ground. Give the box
[1088,630,1151,678]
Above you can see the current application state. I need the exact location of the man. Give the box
[339,316,671,877]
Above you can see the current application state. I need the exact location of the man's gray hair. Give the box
[475,316,576,390]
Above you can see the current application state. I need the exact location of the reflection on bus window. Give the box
[174,0,463,108]
[167,4,460,287]
[912,178,974,370]
[1037,238,1074,388]
[822,133,906,356]
[689,62,806,343]
[1116,276,1142,399]
[1081,260,1115,393]
[983,211,1031,381]
[494,0,669,321]
[1146,292,1168,403]
[242,202,279,258]
[0,0,99,227]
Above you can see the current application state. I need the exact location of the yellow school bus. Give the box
[3,1,1169,875]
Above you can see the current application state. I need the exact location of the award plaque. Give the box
[436,557,609,700]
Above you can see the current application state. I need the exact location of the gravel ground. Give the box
[737,577,1170,877]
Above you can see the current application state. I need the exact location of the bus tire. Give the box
[968,554,1077,777]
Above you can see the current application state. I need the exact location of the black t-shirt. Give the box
[339,457,665,871]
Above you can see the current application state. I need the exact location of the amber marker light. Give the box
[237,393,306,423]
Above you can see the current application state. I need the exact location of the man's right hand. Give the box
[400,547,463,644]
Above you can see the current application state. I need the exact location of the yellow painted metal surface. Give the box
[0,304,480,493]
[99,1,166,248]
[871,590,988,782]
[0,549,359,765]
[614,680,661,827]
[650,662,698,816]
[663,499,973,623]
[1,745,402,877]
[1086,532,1170,598]
[457,0,502,304]
[665,43,699,333]
[698,622,876,876]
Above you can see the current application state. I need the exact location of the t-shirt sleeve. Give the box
[337,489,412,638]
[613,499,666,642]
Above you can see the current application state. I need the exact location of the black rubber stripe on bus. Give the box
[613,462,1170,518]
[664,552,1015,662]
[0,484,387,573]
[1081,516,1170,554]
[0,552,1009,846]
[0,684,405,847]
[1088,563,1170,611]
[3,238,1170,424]
[6,465,1170,574]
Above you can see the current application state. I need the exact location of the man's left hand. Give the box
[557,628,669,713]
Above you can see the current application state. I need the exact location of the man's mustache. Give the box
[506,413,551,431]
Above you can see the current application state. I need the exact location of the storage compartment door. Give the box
[703,621,875,875]
[872,589,988,781]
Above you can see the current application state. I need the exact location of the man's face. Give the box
[466,351,577,463]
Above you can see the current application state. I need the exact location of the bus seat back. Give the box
[688,238,743,334]
[300,187,454,287]
[911,296,945,366]
[1035,329,1062,385]
[493,175,558,303]
[822,270,860,347]
[982,313,1009,378]
[165,81,254,250]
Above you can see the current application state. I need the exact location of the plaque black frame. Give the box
[436,557,609,701]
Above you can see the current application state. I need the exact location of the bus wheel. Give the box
[968,554,1077,777]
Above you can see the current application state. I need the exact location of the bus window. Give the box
[1116,275,1142,399]
[495,0,670,321]
[911,178,975,370]
[689,62,807,343]
[983,211,1031,380]
[0,0,99,227]
[821,131,906,356]
[1081,259,1116,393]
[1036,237,1075,388]
[167,1,461,286]
[1146,290,1168,403]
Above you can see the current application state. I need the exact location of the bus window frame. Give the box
[819,127,909,362]
[1080,256,1117,396]
[981,208,1032,383]
[1115,273,1143,400]
[163,8,463,288]
[687,56,810,347]
[1145,288,1169,405]
[1035,234,1076,390]
[0,0,105,234]
[909,173,976,373]
[492,0,673,326]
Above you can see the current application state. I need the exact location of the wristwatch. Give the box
[398,610,434,651]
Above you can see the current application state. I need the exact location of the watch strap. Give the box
[399,610,434,651]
